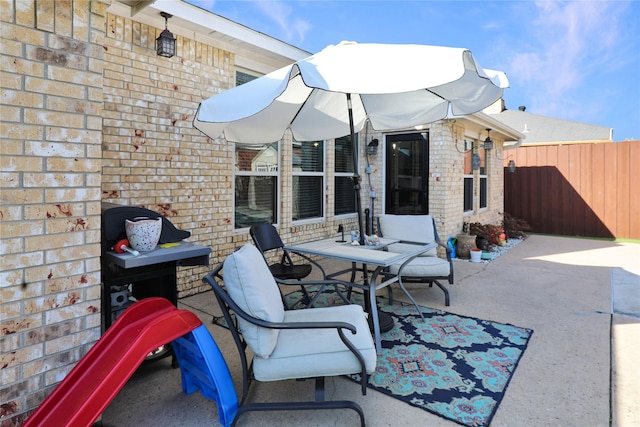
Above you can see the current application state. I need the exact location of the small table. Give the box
[285,237,435,352]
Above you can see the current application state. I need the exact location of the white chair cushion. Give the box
[379,214,435,244]
[386,242,438,257]
[223,243,285,358]
[388,255,451,278]
[253,304,377,381]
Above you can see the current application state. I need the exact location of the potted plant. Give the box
[470,247,482,262]
[456,221,477,259]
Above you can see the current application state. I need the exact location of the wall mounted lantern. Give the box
[367,138,379,155]
[483,128,494,150]
[507,159,516,173]
[156,12,176,58]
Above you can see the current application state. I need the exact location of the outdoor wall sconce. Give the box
[483,128,494,150]
[367,138,379,155]
[156,12,176,58]
[507,159,516,173]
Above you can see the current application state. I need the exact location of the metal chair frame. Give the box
[250,223,351,308]
[377,216,454,306]
[203,264,369,427]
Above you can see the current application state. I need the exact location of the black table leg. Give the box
[359,263,394,333]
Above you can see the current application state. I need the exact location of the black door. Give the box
[385,132,429,214]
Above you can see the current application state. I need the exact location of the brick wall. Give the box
[1,1,109,424]
[429,121,505,242]
[100,10,239,297]
[99,11,364,295]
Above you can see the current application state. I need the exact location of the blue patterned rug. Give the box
[285,290,533,427]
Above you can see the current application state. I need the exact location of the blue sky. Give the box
[189,1,639,141]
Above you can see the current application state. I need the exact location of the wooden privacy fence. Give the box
[504,141,640,239]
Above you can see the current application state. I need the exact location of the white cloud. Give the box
[509,0,631,119]
[254,0,311,44]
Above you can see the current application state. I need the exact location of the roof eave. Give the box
[109,0,310,73]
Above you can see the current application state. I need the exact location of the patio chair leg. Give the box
[432,280,450,306]
[233,377,366,427]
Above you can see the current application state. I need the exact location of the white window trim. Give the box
[233,142,280,231]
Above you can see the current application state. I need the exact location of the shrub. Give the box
[502,212,532,239]
[469,222,505,248]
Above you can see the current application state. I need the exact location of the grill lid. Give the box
[101,204,190,253]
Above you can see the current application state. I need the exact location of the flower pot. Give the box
[470,248,482,263]
[125,217,162,252]
[476,236,490,251]
[456,234,477,259]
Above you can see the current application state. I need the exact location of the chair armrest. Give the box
[204,271,358,334]
[436,240,452,259]
[204,268,370,395]
[288,250,328,279]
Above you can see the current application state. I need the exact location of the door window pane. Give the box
[385,133,429,215]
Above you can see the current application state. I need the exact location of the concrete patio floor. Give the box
[98,235,639,427]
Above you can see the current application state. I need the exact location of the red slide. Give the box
[24,298,203,427]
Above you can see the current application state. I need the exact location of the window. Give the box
[463,139,488,213]
[236,71,257,86]
[234,143,279,229]
[479,147,488,209]
[334,135,358,215]
[463,139,474,212]
[292,141,324,221]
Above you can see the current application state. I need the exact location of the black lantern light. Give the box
[156,12,176,58]
[507,159,516,173]
[367,138,379,155]
[483,128,494,150]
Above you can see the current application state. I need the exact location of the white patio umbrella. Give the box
[194,41,508,243]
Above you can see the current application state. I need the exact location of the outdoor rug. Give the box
[284,290,533,427]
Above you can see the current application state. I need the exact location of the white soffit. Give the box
[109,0,309,73]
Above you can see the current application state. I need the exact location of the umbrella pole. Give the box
[347,93,366,246]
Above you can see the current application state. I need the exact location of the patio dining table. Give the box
[285,237,436,352]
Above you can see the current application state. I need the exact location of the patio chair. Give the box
[377,214,454,306]
[250,223,350,308]
[203,243,377,427]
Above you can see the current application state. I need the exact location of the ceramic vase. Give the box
[125,217,162,252]
[456,234,477,259]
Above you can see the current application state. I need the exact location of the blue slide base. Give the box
[172,325,239,427]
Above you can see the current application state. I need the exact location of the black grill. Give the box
[100,203,210,351]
